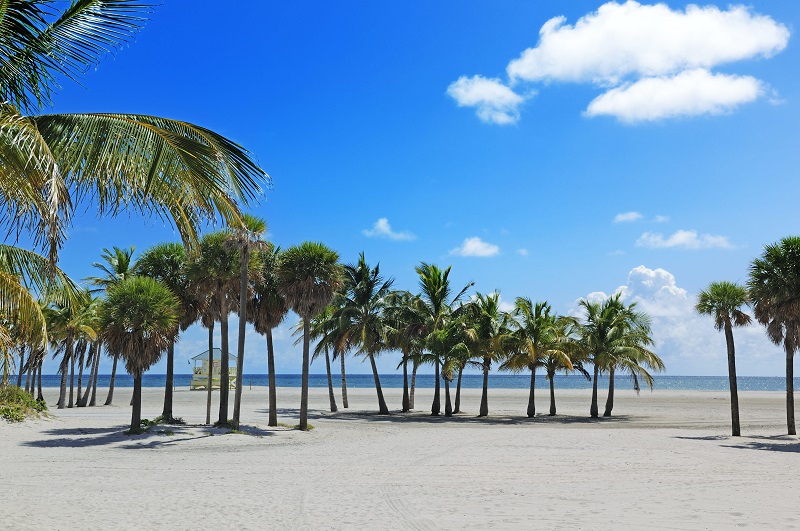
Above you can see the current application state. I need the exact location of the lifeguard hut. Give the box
[189,348,237,390]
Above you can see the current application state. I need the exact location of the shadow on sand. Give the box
[675,434,800,453]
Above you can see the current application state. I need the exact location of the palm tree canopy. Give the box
[249,243,288,333]
[277,242,342,320]
[696,281,752,331]
[101,275,179,377]
[86,246,137,292]
[748,236,800,351]
[502,298,555,373]
[135,242,201,330]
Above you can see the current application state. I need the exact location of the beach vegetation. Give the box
[304,306,341,413]
[0,385,47,422]
[696,281,751,436]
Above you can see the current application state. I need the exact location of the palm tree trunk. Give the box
[16,349,24,387]
[454,365,464,414]
[23,349,33,393]
[368,353,389,414]
[218,293,230,426]
[444,375,453,417]
[549,373,557,416]
[590,362,600,418]
[723,322,741,436]
[786,342,796,436]
[37,364,44,401]
[89,346,101,406]
[267,329,278,426]
[57,347,70,409]
[75,350,85,406]
[105,355,118,406]
[68,347,76,408]
[232,254,249,430]
[299,319,311,431]
[603,366,615,417]
[78,344,95,407]
[162,343,175,421]
[410,359,418,410]
[479,356,490,417]
[340,350,349,409]
[206,323,214,425]
[324,348,338,413]
[526,364,536,418]
[401,355,409,412]
[431,359,441,416]
[130,373,142,432]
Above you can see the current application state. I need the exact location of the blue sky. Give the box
[34,1,800,377]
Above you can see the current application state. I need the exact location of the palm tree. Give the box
[228,214,268,430]
[101,276,179,433]
[748,237,800,436]
[303,306,340,413]
[0,2,269,360]
[249,244,289,426]
[696,281,751,436]
[385,290,424,412]
[540,316,587,416]
[468,293,514,417]
[49,290,97,409]
[412,263,473,416]
[135,242,199,422]
[504,299,555,418]
[186,232,240,426]
[335,253,394,415]
[277,242,342,431]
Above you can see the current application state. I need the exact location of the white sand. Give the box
[2,384,798,530]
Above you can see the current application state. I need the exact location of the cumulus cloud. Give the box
[450,237,500,257]
[573,265,783,375]
[585,69,765,122]
[362,218,416,241]
[446,75,528,125]
[450,1,789,123]
[636,229,733,250]
[614,211,642,223]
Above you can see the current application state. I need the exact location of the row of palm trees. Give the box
[697,236,800,437]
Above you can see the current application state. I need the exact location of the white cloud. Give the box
[636,229,733,250]
[585,69,765,122]
[653,215,670,223]
[362,218,416,241]
[573,265,783,375]
[507,2,788,84]
[614,211,642,223]
[446,75,528,125]
[450,237,500,257]
[516,248,529,256]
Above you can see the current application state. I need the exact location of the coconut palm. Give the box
[249,244,289,426]
[540,316,587,416]
[334,253,394,415]
[748,237,800,435]
[186,231,240,426]
[302,306,340,413]
[135,242,200,421]
[468,293,514,417]
[227,214,268,430]
[277,242,342,431]
[503,299,555,418]
[101,276,179,433]
[411,263,473,416]
[384,290,424,412]
[49,290,97,408]
[696,281,751,436]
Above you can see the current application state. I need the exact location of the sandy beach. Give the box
[2,385,798,530]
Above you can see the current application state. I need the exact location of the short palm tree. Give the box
[696,281,751,436]
[303,305,340,413]
[469,293,514,417]
[384,290,424,412]
[540,316,587,416]
[748,236,800,435]
[50,290,97,409]
[248,244,289,426]
[335,253,394,415]
[101,276,179,433]
[277,242,342,431]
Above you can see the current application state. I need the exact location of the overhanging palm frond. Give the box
[0,244,80,306]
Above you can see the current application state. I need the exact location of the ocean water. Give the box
[28,374,800,392]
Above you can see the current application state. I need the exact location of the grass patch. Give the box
[0,386,47,422]
[278,422,314,431]
[152,415,185,425]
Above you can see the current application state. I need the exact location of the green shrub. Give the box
[0,386,47,422]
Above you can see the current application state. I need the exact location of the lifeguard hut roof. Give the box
[191,348,238,362]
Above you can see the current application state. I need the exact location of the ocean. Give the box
[28,373,800,392]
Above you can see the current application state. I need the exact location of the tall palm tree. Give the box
[384,290,424,412]
[228,214,268,430]
[277,242,342,431]
[186,231,240,426]
[748,236,800,435]
[101,276,179,433]
[135,242,199,422]
[249,244,289,426]
[303,305,340,413]
[504,299,555,418]
[468,293,514,417]
[335,253,394,415]
[0,2,269,359]
[411,263,473,416]
[696,281,751,436]
[540,316,587,416]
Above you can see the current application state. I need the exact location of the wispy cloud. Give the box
[362,218,416,241]
[636,229,733,249]
[450,237,500,257]
[653,215,670,223]
[614,211,643,223]
[446,75,529,125]
[516,248,529,256]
